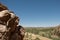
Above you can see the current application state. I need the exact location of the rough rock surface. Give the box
[0,3,25,40]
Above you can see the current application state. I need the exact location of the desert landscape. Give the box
[24,25,60,40]
[0,0,60,40]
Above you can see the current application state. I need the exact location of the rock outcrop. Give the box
[0,3,25,40]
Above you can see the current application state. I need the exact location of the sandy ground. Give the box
[24,32,52,40]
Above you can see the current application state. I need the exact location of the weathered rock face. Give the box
[0,3,25,40]
[8,25,25,40]
[0,3,8,11]
[52,25,60,37]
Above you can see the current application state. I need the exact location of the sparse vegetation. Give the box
[35,37,40,40]
[24,26,60,40]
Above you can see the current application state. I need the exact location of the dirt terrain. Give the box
[24,32,52,40]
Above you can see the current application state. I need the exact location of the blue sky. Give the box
[0,0,60,27]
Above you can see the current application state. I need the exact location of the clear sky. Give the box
[0,0,60,27]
